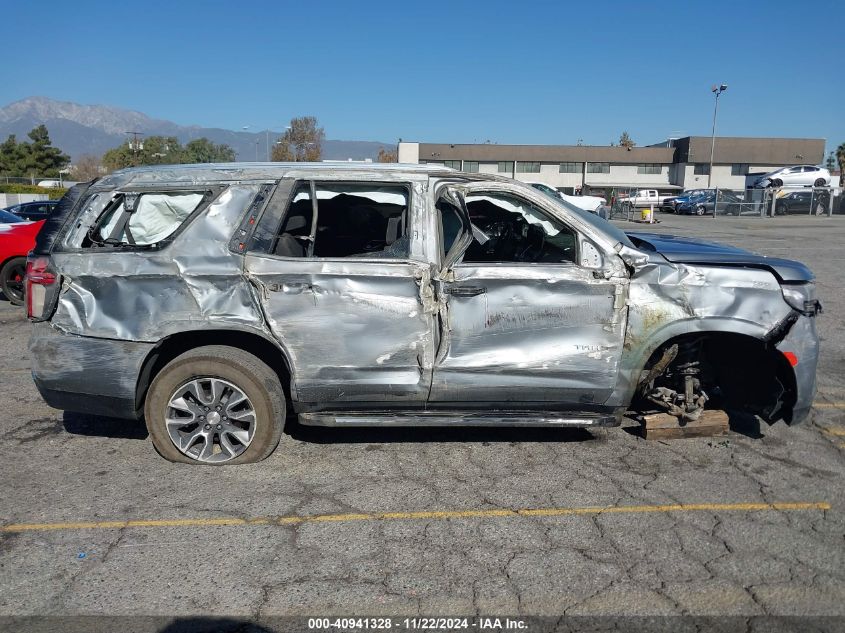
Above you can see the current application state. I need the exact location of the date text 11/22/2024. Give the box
[307,617,528,630]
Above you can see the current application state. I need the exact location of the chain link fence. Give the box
[608,186,844,221]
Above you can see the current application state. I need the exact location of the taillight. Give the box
[25,255,59,322]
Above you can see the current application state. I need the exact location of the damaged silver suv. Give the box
[27,163,821,464]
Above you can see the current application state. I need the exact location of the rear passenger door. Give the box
[244,178,437,407]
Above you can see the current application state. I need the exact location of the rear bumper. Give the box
[29,323,153,420]
[775,314,819,425]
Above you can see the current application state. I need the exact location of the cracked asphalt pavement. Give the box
[0,214,843,621]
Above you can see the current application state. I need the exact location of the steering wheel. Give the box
[518,225,546,262]
[485,221,515,259]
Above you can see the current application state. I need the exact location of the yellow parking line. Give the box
[0,501,830,533]
[814,403,845,409]
[822,428,845,436]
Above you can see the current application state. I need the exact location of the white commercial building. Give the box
[397,137,826,193]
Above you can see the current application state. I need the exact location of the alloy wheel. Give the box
[165,377,256,463]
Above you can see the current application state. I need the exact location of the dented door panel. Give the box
[49,184,266,341]
[430,263,628,405]
[244,255,437,405]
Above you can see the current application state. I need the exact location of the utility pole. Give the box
[126,131,144,166]
[707,84,727,188]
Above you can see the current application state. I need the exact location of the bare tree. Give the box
[71,154,104,180]
[619,132,636,149]
[271,116,325,162]
[377,148,398,163]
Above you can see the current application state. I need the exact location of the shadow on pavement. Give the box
[727,410,765,438]
[286,417,597,444]
[62,411,148,440]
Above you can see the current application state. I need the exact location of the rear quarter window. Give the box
[95,192,205,245]
[70,189,219,249]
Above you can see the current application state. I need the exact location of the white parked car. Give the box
[526,182,606,213]
[753,165,830,188]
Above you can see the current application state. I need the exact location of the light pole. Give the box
[707,84,727,188]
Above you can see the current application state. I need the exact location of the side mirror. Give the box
[615,243,650,271]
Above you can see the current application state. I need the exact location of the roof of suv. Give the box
[96,162,461,188]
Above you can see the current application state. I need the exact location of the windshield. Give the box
[0,209,24,224]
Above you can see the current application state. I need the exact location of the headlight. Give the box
[781,283,822,316]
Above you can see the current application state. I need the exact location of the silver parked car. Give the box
[28,163,821,464]
[753,165,831,188]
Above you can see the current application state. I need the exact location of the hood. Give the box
[626,231,813,282]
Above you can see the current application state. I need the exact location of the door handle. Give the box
[446,286,486,297]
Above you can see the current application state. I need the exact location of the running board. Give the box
[298,411,620,428]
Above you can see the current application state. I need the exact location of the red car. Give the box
[0,210,44,305]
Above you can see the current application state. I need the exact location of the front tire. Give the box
[814,178,826,187]
[144,345,285,464]
[0,257,26,306]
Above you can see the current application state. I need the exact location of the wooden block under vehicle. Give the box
[640,409,729,440]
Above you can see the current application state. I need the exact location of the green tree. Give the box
[619,131,636,149]
[271,116,324,162]
[102,136,235,171]
[0,126,70,178]
[0,134,25,176]
[836,143,845,187]
[24,125,71,176]
[184,138,236,163]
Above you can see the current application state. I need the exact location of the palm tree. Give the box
[837,142,845,187]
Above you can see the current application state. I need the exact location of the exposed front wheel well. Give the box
[636,332,797,424]
[135,330,294,414]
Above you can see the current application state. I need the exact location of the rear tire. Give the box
[695,205,705,216]
[144,345,285,464]
[0,257,26,306]
[814,178,826,187]
[772,178,783,187]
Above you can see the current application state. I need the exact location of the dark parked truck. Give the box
[27,164,821,464]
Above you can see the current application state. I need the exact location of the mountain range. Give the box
[0,97,394,162]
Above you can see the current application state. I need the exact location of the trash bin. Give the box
[641,207,653,222]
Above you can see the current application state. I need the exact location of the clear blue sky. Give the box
[2,0,842,153]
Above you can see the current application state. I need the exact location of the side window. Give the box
[272,183,410,259]
[462,192,577,264]
[89,191,206,246]
[272,183,313,257]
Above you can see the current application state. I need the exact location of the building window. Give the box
[559,162,582,173]
[516,162,541,173]
[497,161,514,173]
[587,162,610,174]
[463,161,479,173]
[637,164,663,174]
[694,163,710,175]
[444,160,461,170]
[731,163,749,176]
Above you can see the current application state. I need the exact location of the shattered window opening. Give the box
[461,192,577,265]
[272,182,411,259]
[88,191,207,247]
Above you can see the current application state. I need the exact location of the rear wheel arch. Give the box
[136,329,296,414]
